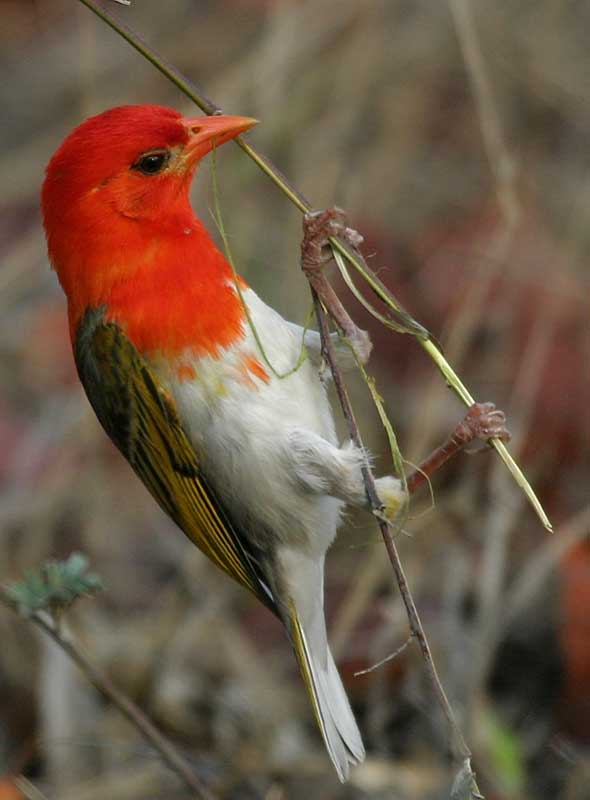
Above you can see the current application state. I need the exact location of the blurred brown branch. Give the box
[0,581,215,800]
[449,0,520,227]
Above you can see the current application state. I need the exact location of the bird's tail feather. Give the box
[290,608,365,781]
[280,548,365,782]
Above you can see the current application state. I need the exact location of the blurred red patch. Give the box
[559,540,590,740]
[0,777,24,800]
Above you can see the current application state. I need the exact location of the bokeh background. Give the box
[1,1,589,798]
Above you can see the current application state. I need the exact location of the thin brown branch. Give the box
[311,292,480,794]
[354,635,414,678]
[0,588,215,800]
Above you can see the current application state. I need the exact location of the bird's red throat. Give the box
[56,208,245,360]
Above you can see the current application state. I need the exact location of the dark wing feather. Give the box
[74,307,276,612]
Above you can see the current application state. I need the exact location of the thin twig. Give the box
[354,635,414,677]
[312,293,480,794]
[0,588,214,800]
[76,0,550,532]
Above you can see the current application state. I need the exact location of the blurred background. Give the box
[1,1,588,798]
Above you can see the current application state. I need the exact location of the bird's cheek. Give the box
[103,178,159,220]
[122,178,187,222]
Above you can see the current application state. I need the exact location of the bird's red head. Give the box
[42,105,256,228]
[41,105,256,347]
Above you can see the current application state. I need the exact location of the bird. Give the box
[41,104,408,781]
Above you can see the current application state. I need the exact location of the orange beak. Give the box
[182,114,258,164]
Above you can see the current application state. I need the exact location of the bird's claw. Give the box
[301,207,364,274]
[455,402,511,448]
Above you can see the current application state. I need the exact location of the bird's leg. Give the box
[301,213,511,505]
[301,208,372,364]
[287,428,406,521]
[405,402,511,495]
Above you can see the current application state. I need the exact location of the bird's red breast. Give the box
[105,231,245,358]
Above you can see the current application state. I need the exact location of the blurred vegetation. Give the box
[5,553,102,616]
[0,1,589,798]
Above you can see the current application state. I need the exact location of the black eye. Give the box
[132,150,170,175]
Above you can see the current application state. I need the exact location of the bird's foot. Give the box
[405,402,511,495]
[454,402,511,450]
[301,207,364,274]
[301,207,371,364]
[373,475,407,524]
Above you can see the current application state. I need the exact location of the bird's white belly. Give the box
[168,289,342,553]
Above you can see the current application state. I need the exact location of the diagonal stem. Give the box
[312,292,481,793]
[76,0,551,532]
[0,587,214,800]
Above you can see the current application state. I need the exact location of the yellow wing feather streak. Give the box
[131,390,257,591]
[288,601,328,741]
[75,314,268,607]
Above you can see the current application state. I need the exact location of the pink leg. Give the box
[301,208,372,363]
[406,402,510,495]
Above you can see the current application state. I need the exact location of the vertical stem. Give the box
[312,294,473,767]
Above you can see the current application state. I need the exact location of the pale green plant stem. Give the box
[76,0,551,532]
[209,150,310,379]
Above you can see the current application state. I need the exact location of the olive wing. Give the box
[74,308,276,612]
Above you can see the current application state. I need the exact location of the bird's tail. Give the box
[279,548,365,782]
